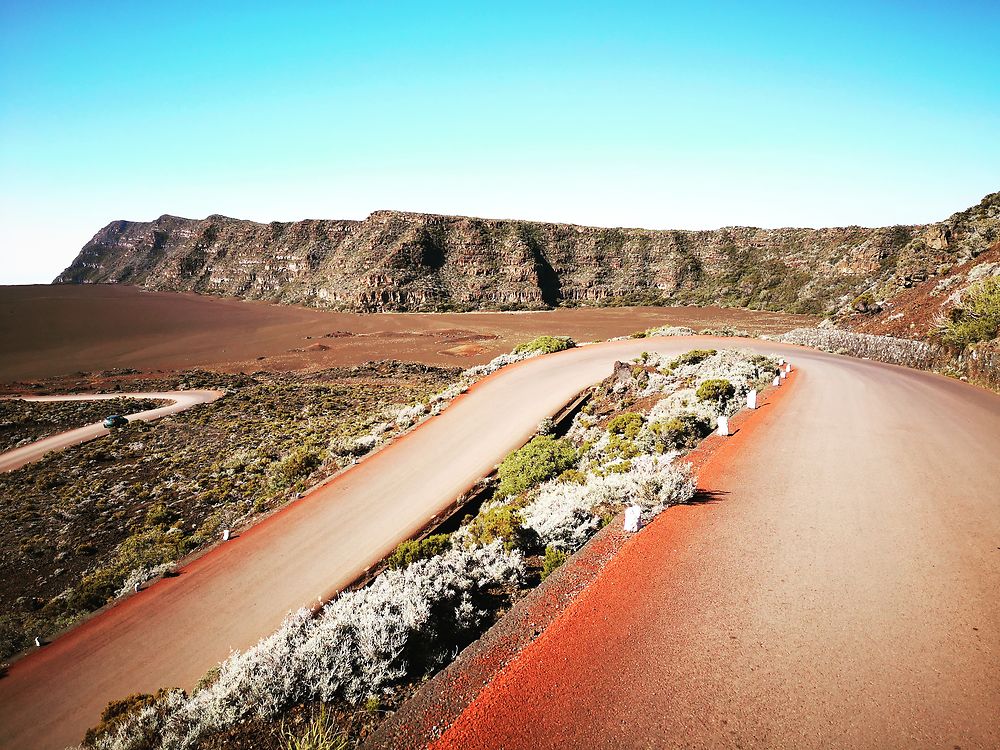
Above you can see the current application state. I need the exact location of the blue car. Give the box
[103,415,129,429]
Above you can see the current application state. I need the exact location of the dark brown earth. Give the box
[0,284,816,381]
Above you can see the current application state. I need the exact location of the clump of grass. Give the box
[283,705,348,750]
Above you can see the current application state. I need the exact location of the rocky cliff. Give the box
[54,192,998,318]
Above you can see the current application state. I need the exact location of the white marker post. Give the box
[134,582,141,593]
[717,415,730,436]
[623,504,642,533]
[785,363,792,373]
[747,390,758,409]
[222,528,231,542]
[34,637,42,648]
[773,376,781,387]
[780,370,787,380]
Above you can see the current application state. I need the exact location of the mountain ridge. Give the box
[55,192,999,322]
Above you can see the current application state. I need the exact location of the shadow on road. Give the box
[688,488,729,505]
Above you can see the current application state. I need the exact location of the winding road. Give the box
[0,391,224,472]
[1,340,998,749]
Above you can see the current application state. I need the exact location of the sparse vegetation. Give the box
[0,363,459,660]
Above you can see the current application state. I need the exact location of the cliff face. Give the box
[54,193,998,317]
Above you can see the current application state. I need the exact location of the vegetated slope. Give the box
[58,205,940,316]
[836,193,1000,339]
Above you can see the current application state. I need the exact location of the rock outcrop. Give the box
[55,192,998,318]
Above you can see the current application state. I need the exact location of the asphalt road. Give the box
[434,346,1000,749]
[2,340,997,748]
[0,391,224,472]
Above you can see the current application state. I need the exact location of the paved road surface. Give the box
[2,340,997,748]
[434,348,1000,749]
[0,391,224,472]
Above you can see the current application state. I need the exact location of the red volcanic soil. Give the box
[0,285,817,382]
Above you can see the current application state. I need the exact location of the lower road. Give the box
[1,340,997,749]
[435,345,1000,749]
[0,391,224,472]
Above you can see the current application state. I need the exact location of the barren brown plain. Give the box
[0,285,817,383]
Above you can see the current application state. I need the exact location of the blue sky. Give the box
[1,1,998,284]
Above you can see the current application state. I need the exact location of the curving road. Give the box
[0,391,224,472]
[1,340,998,748]
[434,347,1000,749]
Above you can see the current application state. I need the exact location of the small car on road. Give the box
[103,414,129,429]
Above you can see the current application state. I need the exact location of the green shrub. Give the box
[513,336,576,355]
[465,505,524,550]
[940,277,1000,348]
[651,414,707,449]
[557,468,587,485]
[606,412,643,439]
[696,379,735,403]
[541,546,568,580]
[606,433,640,460]
[386,533,451,569]
[496,436,577,498]
[669,349,716,369]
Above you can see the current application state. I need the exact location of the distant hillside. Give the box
[55,193,998,327]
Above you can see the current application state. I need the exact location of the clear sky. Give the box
[1,1,998,284]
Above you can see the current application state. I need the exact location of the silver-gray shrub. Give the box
[92,543,522,750]
[521,456,695,551]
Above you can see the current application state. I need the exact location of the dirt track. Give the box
[0,391,223,472]
[1,340,997,748]
[432,351,1000,749]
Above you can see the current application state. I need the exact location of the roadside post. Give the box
[623,504,641,532]
[773,376,780,386]
[747,390,758,409]
[717,415,730,436]
[222,528,231,542]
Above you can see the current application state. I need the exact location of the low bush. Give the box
[696,379,734,403]
[651,414,706,449]
[513,336,576,355]
[541,546,568,580]
[669,349,717,369]
[940,276,1000,349]
[495,436,577,499]
[88,544,522,750]
[606,412,643,439]
[464,505,525,550]
[387,534,451,570]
